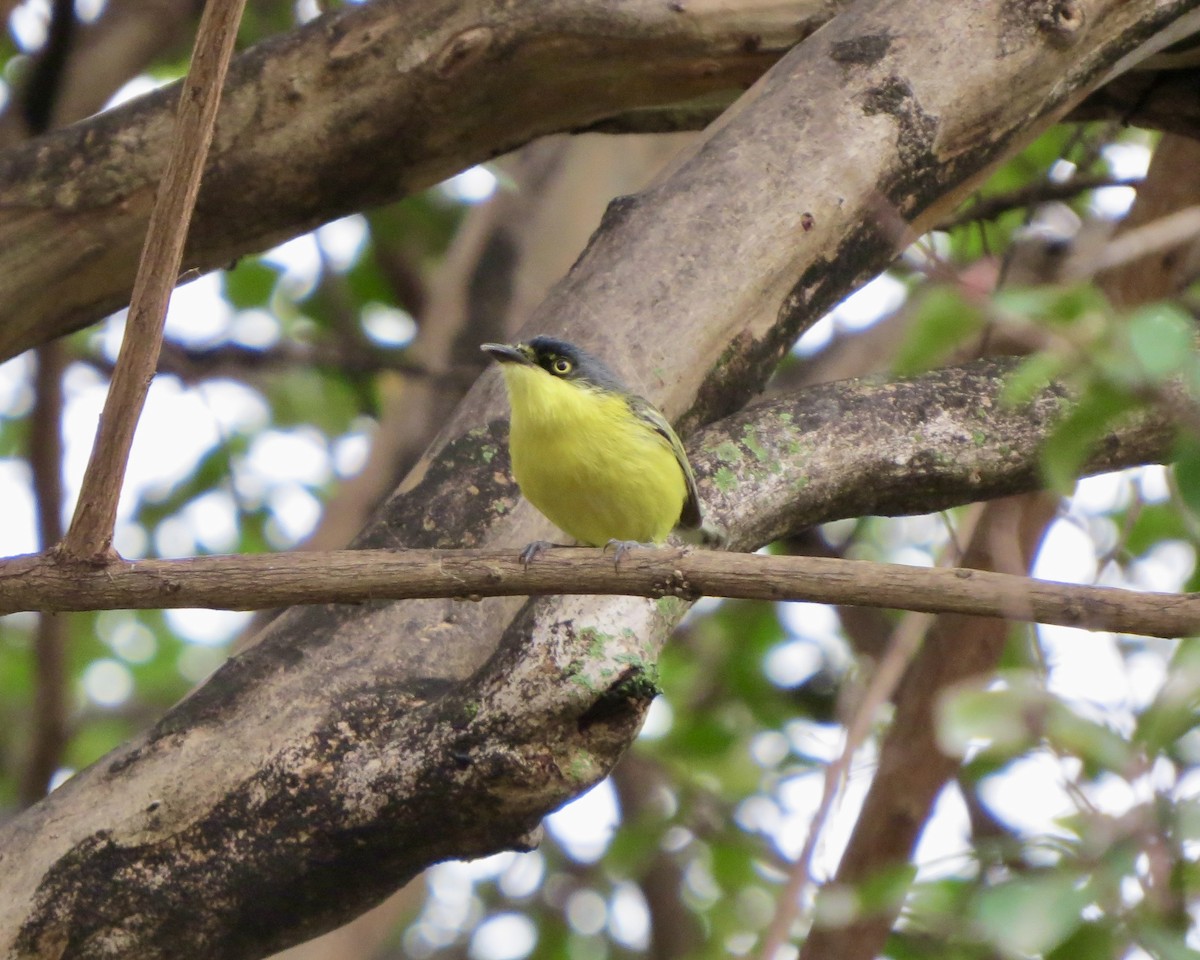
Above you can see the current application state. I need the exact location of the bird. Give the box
[481,336,702,565]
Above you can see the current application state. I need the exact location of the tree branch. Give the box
[21,342,68,807]
[0,0,829,362]
[2,544,1195,637]
[14,0,77,137]
[60,0,246,561]
[937,174,1143,232]
[4,0,1197,364]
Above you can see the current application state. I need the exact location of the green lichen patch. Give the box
[741,424,769,461]
[713,466,739,493]
[714,440,742,463]
[655,595,687,619]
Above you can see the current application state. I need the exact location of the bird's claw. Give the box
[602,539,652,570]
[519,540,556,568]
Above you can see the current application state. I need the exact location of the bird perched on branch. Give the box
[482,336,702,564]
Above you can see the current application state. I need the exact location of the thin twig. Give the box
[60,0,247,562]
[1,547,1196,637]
[939,176,1142,232]
[82,339,473,386]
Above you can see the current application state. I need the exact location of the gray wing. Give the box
[628,395,703,530]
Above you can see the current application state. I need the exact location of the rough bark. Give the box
[0,0,833,362]
[3,1,1200,956]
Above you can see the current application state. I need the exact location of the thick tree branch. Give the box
[3,0,1197,364]
[0,0,830,362]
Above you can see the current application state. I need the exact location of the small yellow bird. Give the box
[482,337,701,562]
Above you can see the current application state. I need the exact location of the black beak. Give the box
[481,342,532,365]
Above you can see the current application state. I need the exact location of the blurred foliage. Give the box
[1,8,1200,960]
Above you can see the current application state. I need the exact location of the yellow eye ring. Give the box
[552,358,572,375]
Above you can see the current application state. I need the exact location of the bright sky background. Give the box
[0,17,1191,956]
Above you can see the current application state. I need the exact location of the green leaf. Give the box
[1173,435,1200,520]
[1041,383,1138,494]
[856,863,917,914]
[0,416,30,458]
[343,253,392,308]
[1043,284,1108,325]
[1126,502,1188,556]
[1003,351,1067,406]
[1045,920,1116,960]
[267,369,359,434]
[1175,798,1200,842]
[603,819,662,877]
[709,839,756,892]
[1045,702,1134,776]
[936,682,1039,757]
[902,876,975,926]
[978,126,1075,195]
[223,259,281,311]
[669,713,737,759]
[1134,637,1200,749]
[973,873,1087,956]
[1127,303,1196,382]
[893,287,983,375]
[1134,924,1200,960]
[994,283,1107,327]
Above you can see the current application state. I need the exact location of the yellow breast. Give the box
[499,364,688,546]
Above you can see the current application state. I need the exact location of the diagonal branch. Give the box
[59,0,246,561]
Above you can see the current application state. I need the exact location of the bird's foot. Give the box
[602,539,654,570]
[519,540,558,568]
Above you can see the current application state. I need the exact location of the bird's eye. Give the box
[552,358,572,375]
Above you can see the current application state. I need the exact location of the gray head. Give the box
[481,336,628,392]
